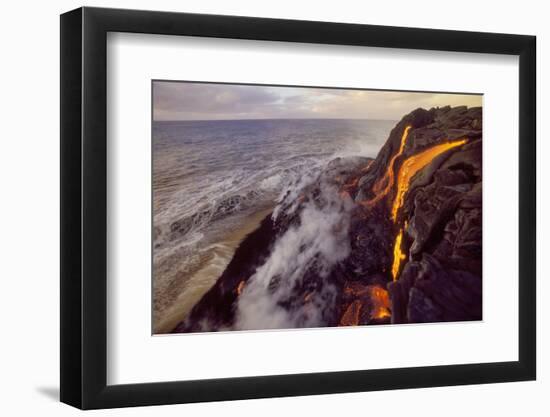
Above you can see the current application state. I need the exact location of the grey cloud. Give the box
[153,81,482,121]
[154,82,282,120]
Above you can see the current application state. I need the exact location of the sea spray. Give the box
[153,119,393,331]
[235,179,355,330]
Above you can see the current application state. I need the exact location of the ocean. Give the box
[152,118,395,333]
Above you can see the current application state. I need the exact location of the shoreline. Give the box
[154,206,275,334]
[176,106,483,332]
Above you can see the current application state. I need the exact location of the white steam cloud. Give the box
[234,179,354,330]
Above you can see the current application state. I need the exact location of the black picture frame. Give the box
[60,6,536,410]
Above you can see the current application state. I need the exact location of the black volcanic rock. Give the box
[386,107,482,324]
[173,213,278,332]
[174,105,483,332]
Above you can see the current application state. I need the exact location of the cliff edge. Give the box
[174,105,483,332]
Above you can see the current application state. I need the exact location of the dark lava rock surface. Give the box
[174,105,483,332]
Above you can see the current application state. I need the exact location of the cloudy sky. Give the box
[153,81,482,121]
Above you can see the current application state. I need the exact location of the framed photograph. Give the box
[60,6,536,409]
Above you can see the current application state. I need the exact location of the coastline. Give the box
[154,206,275,334]
[178,106,483,332]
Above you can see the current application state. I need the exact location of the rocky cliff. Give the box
[173,105,482,332]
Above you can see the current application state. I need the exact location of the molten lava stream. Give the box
[360,125,412,207]
[338,285,391,326]
[389,137,468,281]
[391,138,468,222]
[368,286,391,319]
[391,223,407,281]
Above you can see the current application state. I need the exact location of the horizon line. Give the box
[153,117,400,123]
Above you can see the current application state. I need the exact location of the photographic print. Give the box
[152,81,482,334]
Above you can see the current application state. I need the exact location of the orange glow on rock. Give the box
[368,286,391,319]
[340,300,363,326]
[388,137,467,281]
[360,125,412,208]
[391,225,407,281]
[361,160,374,173]
[391,138,467,222]
[339,283,391,325]
[339,175,361,200]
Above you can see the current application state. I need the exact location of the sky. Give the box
[153,81,482,121]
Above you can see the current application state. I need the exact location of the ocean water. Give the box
[152,118,395,332]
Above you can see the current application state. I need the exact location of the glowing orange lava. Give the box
[339,283,391,325]
[368,286,391,319]
[391,223,407,281]
[391,138,468,222]
[236,280,245,295]
[390,137,467,281]
[360,125,412,208]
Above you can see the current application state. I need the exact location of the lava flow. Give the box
[391,138,468,222]
[339,285,391,326]
[391,222,407,281]
[360,125,412,207]
[389,137,468,281]
[368,286,391,319]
